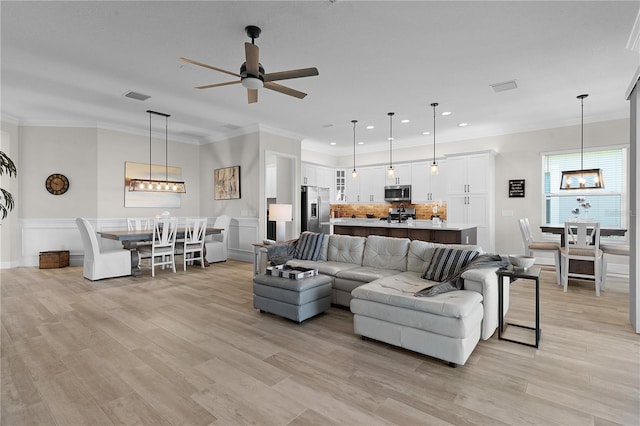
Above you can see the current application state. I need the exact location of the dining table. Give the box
[98,227,222,276]
[539,223,627,275]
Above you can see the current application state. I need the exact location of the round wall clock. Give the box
[45,173,70,195]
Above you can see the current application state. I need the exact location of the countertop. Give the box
[330,218,476,231]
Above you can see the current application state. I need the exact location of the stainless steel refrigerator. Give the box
[301,186,330,234]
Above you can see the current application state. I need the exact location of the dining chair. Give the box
[600,242,630,291]
[138,218,178,277]
[518,218,561,285]
[175,217,208,271]
[127,217,153,231]
[75,217,131,281]
[206,215,231,263]
[560,221,603,296]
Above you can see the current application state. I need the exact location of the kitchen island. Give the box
[331,219,477,245]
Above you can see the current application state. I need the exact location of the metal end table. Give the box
[497,265,541,348]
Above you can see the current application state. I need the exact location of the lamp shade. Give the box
[269,204,292,222]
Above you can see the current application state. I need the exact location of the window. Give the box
[542,148,626,227]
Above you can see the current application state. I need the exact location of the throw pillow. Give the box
[422,247,479,282]
[295,231,326,261]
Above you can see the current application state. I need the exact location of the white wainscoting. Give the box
[14,216,258,268]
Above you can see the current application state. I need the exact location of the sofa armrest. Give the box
[461,267,510,340]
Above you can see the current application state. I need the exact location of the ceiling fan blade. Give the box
[244,42,260,77]
[179,57,241,78]
[248,89,258,104]
[264,81,307,99]
[264,67,319,82]
[195,80,241,89]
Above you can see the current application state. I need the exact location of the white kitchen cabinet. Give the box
[316,165,334,190]
[334,169,347,203]
[301,162,317,186]
[411,160,447,203]
[346,166,386,203]
[385,163,412,186]
[445,152,495,252]
[446,153,492,195]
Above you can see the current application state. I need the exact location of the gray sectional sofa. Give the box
[261,234,508,366]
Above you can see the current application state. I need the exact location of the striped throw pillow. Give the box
[295,232,326,261]
[422,247,479,282]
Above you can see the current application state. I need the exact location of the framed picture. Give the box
[214,166,241,200]
[509,179,525,198]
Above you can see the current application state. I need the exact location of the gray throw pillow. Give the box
[422,247,479,282]
[295,231,326,261]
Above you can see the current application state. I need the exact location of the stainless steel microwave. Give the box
[384,185,411,202]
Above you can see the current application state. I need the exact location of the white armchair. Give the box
[76,217,131,281]
[206,215,231,263]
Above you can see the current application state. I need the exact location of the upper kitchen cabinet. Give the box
[411,160,447,203]
[301,162,333,189]
[347,166,386,203]
[446,152,494,195]
[385,163,412,186]
[334,169,347,203]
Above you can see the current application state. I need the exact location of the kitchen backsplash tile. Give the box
[330,202,447,220]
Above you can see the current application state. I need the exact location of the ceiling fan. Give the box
[180,25,319,104]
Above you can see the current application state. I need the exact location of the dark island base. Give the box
[333,225,477,245]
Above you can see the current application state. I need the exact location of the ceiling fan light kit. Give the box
[129,110,186,193]
[560,94,604,190]
[180,25,318,104]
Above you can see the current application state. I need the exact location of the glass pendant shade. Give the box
[560,94,604,190]
[430,161,439,175]
[129,110,186,193]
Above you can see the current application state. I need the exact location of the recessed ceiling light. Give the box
[422,131,431,135]
[490,80,518,93]
[123,91,151,101]
[401,119,410,123]
[388,137,394,141]
[358,141,365,145]
[441,111,452,116]
[322,123,334,128]
[329,142,337,145]
[366,125,374,129]
[458,122,468,127]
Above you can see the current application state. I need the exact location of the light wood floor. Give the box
[1,260,638,425]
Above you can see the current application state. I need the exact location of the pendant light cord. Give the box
[165,115,169,183]
[388,112,394,169]
[352,119,357,172]
[577,94,588,170]
[431,102,438,162]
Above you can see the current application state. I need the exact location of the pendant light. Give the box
[430,102,439,175]
[351,119,358,179]
[560,94,604,190]
[387,112,395,177]
[129,110,186,193]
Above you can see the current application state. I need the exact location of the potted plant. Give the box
[0,150,17,220]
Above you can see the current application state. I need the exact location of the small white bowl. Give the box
[509,255,535,269]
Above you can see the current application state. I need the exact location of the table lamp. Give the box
[269,204,292,241]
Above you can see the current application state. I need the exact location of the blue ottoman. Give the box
[253,274,332,323]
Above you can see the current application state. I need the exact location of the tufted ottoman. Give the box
[253,274,333,323]
[350,272,484,366]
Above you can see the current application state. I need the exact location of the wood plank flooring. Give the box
[1,261,638,425]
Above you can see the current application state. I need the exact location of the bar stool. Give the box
[600,243,630,290]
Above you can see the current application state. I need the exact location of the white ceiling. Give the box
[2,1,639,156]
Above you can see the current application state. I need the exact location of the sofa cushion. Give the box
[295,231,327,261]
[362,235,410,272]
[286,259,359,276]
[335,265,402,283]
[351,272,483,318]
[422,247,480,282]
[327,234,366,264]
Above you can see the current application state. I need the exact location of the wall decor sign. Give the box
[214,165,241,200]
[124,161,182,208]
[508,179,525,198]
